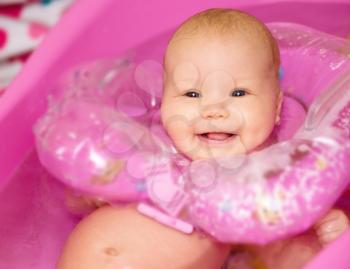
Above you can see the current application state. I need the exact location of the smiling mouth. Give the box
[197,132,237,144]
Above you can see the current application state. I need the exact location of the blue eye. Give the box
[184,91,201,98]
[231,88,247,97]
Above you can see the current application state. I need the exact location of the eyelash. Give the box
[183,88,248,98]
[231,88,247,97]
[184,91,201,98]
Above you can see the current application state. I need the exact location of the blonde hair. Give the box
[168,8,280,72]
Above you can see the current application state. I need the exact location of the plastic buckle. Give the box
[138,155,193,234]
[137,203,193,234]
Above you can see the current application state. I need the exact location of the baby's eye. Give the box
[184,91,201,98]
[231,88,247,97]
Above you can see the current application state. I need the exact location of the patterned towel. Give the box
[0,0,73,94]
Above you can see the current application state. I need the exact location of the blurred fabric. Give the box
[0,0,73,94]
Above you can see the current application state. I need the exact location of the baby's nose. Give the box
[201,104,229,119]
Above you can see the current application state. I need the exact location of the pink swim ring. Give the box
[34,23,350,244]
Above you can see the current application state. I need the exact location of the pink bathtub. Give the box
[1,0,350,268]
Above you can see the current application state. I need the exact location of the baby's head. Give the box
[161,8,283,160]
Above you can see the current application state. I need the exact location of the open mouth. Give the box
[197,132,237,144]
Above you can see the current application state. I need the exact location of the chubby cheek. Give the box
[161,103,198,154]
[164,116,191,141]
[166,123,200,158]
[241,109,276,151]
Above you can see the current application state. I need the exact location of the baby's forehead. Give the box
[164,34,275,80]
[166,31,271,59]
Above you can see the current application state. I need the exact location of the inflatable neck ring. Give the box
[34,23,350,244]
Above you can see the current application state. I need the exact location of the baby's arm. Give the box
[64,160,125,214]
[64,188,107,215]
[253,209,349,269]
[314,209,349,246]
[252,231,321,269]
[57,205,230,269]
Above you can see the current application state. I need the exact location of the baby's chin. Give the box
[185,144,249,161]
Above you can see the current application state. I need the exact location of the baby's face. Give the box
[161,34,282,160]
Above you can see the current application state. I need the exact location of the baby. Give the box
[57,8,349,269]
[161,8,282,160]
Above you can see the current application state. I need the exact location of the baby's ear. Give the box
[275,90,283,124]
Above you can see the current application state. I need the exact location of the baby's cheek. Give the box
[241,122,274,151]
[163,114,190,140]
[162,103,197,138]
